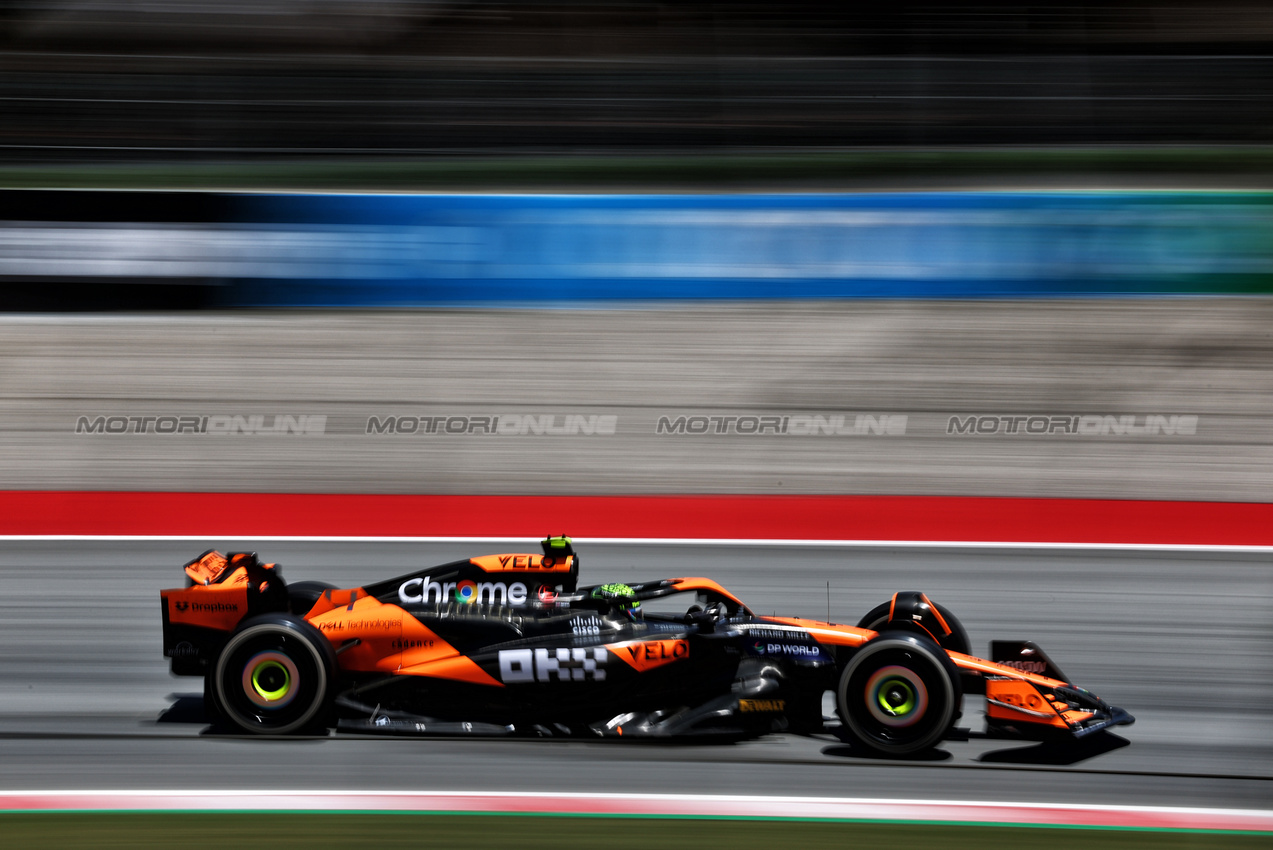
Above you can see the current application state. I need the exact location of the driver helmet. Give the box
[592,583,642,619]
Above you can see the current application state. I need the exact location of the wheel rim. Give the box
[864,665,928,728]
[243,651,299,708]
[240,656,297,707]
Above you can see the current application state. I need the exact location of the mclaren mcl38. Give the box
[161,537,1133,756]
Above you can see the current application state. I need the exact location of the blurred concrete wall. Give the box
[3,300,1270,500]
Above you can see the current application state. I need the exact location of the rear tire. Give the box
[210,615,335,735]
[202,672,224,726]
[836,632,960,757]
[287,581,337,616]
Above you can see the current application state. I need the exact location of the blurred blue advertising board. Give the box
[2,191,1270,307]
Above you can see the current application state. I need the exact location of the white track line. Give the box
[0,534,1270,553]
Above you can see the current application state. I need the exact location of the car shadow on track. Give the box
[155,695,761,743]
[819,731,956,761]
[819,725,1130,765]
[156,694,244,737]
[156,693,207,725]
[156,695,1124,762]
[975,732,1131,766]
[158,694,334,738]
[820,744,954,762]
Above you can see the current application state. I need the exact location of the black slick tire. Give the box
[855,598,971,656]
[287,581,338,617]
[210,614,335,735]
[836,631,960,757]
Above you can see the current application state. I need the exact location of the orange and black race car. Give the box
[160,537,1133,756]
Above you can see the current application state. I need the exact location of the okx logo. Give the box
[498,648,608,683]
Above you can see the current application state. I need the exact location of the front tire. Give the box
[836,632,960,756]
[856,597,970,656]
[210,615,335,735]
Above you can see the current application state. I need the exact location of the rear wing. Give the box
[160,550,289,675]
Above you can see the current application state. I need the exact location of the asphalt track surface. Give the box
[1,540,1269,812]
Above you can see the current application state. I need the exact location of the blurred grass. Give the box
[2,148,1273,190]
[1,814,1269,849]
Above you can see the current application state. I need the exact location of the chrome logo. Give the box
[454,580,478,604]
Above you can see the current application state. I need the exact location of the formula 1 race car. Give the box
[160,537,1133,756]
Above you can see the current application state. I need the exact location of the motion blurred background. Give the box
[0,3,1272,833]
[2,1,1273,171]
[2,2,1273,499]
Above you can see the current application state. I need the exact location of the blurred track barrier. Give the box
[2,191,1273,307]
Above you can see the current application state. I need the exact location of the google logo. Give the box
[455,580,478,603]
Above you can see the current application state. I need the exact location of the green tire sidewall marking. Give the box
[875,677,916,716]
[250,660,291,702]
